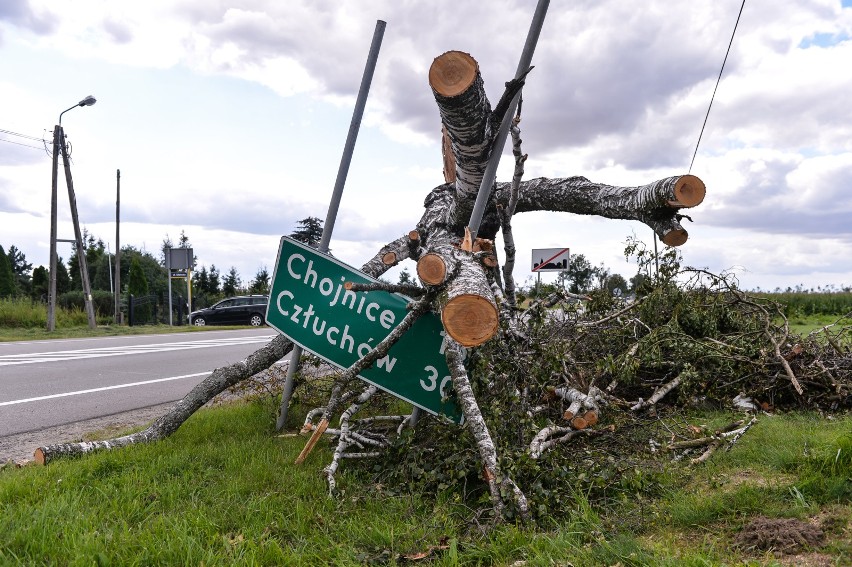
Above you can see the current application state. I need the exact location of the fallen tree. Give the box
[34,50,707,511]
[37,49,850,523]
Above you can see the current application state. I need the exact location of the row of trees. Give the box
[3,216,659,316]
[0,218,327,315]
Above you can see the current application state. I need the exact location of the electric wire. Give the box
[688,0,746,174]
[0,127,44,142]
[0,137,46,151]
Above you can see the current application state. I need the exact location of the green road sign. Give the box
[267,236,462,423]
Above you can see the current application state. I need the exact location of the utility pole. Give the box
[115,169,121,324]
[46,95,97,331]
[47,125,61,331]
[58,128,97,329]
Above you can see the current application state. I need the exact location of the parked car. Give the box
[190,295,268,327]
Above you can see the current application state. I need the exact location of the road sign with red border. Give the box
[531,248,570,272]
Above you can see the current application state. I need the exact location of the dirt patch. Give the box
[734,516,825,555]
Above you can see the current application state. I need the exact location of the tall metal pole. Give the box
[186,268,192,325]
[58,127,97,329]
[114,169,121,324]
[276,19,386,431]
[467,0,550,241]
[167,249,173,326]
[47,126,61,331]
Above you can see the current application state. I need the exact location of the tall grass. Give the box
[0,297,109,328]
[757,291,852,317]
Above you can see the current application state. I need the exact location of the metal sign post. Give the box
[467,0,550,241]
[167,252,172,326]
[166,247,193,325]
[268,237,462,423]
[276,20,386,430]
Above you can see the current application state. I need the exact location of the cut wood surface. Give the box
[429,51,478,97]
[439,252,499,347]
[671,174,706,207]
[417,253,448,285]
[442,293,499,347]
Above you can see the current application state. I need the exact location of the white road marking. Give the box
[0,372,208,407]
[0,329,262,348]
[0,335,275,366]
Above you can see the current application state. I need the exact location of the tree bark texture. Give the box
[430,51,493,225]
[503,174,705,245]
[499,117,525,306]
[445,338,529,519]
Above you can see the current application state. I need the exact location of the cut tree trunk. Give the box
[35,334,294,464]
[504,174,705,245]
[437,249,499,347]
[430,50,492,225]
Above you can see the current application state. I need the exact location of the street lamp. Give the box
[59,95,97,125]
[47,95,98,331]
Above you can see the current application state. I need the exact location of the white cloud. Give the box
[2,0,852,291]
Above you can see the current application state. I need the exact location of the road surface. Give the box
[0,328,276,439]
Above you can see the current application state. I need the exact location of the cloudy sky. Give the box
[1,0,851,292]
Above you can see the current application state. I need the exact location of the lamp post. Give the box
[47,95,97,331]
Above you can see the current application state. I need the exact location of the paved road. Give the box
[0,328,276,437]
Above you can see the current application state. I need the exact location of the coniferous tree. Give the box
[7,245,32,294]
[31,266,48,301]
[0,245,15,298]
[208,264,221,295]
[222,267,240,297]
[193,266,210,295]
[67,231,105,291]
[249,266,270,295]
[290,217,324,248]
[56,257,71,295]
[397,267,418,287]
[127,257,149,296]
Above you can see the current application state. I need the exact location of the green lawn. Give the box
[788,313,852,339]
[1,402,849,565]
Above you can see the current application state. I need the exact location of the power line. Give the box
[0,127,45,142]
[688,0,746,174]
[0,137,46,152]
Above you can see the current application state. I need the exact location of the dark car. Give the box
[190,295,268,327]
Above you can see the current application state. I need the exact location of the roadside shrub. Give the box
[58,290,116,317]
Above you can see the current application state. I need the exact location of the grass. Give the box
[1,402,849,565]
[788,312,852,339]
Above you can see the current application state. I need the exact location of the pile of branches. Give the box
[341,257,851,522]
